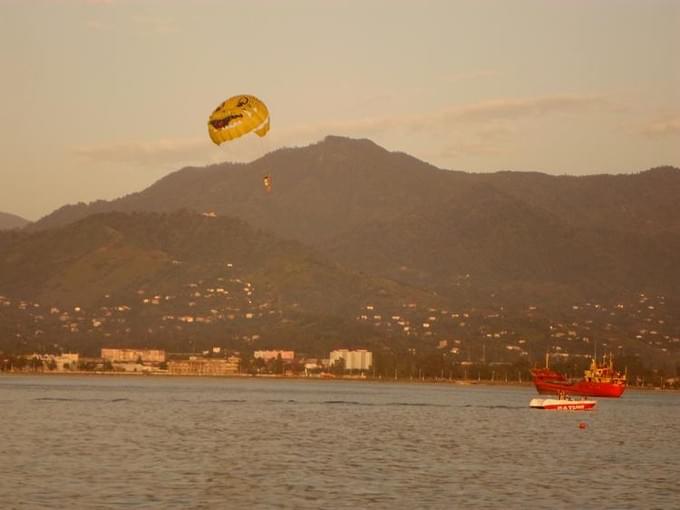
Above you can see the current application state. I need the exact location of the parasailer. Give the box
[263,175,272,192]
[208,94,272,193]
[207,94,270,145]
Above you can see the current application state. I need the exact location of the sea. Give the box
[1,375,678,509]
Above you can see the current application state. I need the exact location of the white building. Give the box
[100,348,166,363]
[253,350,295,361]
[24,353,79,371]
[168,356,240,376]
[55,353,79,371]
[329,349,373,371]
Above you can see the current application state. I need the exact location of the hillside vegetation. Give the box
[3,137,679,371]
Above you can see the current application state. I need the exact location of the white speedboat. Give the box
[529,397,596,411]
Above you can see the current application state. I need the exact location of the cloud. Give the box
[73,138,213,166]
[641,116,680,138]
[280,94,614,141]
[132,15,178,35]
[444,69,499,83]
[72,133,279,168]
[437,125,515,159]
[440,141,504,158]
[72,94,616,169]
[433,94,611,125]
[42,0,115,4]
[79,4,178,34]
[283,94,613,162]
[85,19,109,31]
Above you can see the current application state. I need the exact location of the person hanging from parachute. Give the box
[208,94,272,192]
[263,175,272,193]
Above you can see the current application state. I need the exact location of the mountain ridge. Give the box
[1,210,440,355]
[26,136,680,305]
[2,137,680,368]
[0,211,31,230]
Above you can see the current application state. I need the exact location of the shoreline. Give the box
[2,371,678,393]
[1,369,529,384]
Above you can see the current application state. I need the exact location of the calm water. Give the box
[1,375,679,509]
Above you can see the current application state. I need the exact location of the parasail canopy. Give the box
[207,95,270,145]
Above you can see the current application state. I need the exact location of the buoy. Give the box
[578,422,587,429]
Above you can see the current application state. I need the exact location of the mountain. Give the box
[0,212,30,230]
[0,210,440,356]
[3,210,678,372]
[5,136,680,369]
[30,136,680,305]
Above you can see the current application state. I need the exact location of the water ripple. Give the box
[1,376,679,509]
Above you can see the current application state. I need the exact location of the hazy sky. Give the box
[1,0,679,220]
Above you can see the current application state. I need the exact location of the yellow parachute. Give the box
[207,95,270,145]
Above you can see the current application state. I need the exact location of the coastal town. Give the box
[1,275,679,386]
[0,346,374,379]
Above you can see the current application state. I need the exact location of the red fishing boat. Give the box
[531,354,626,398]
